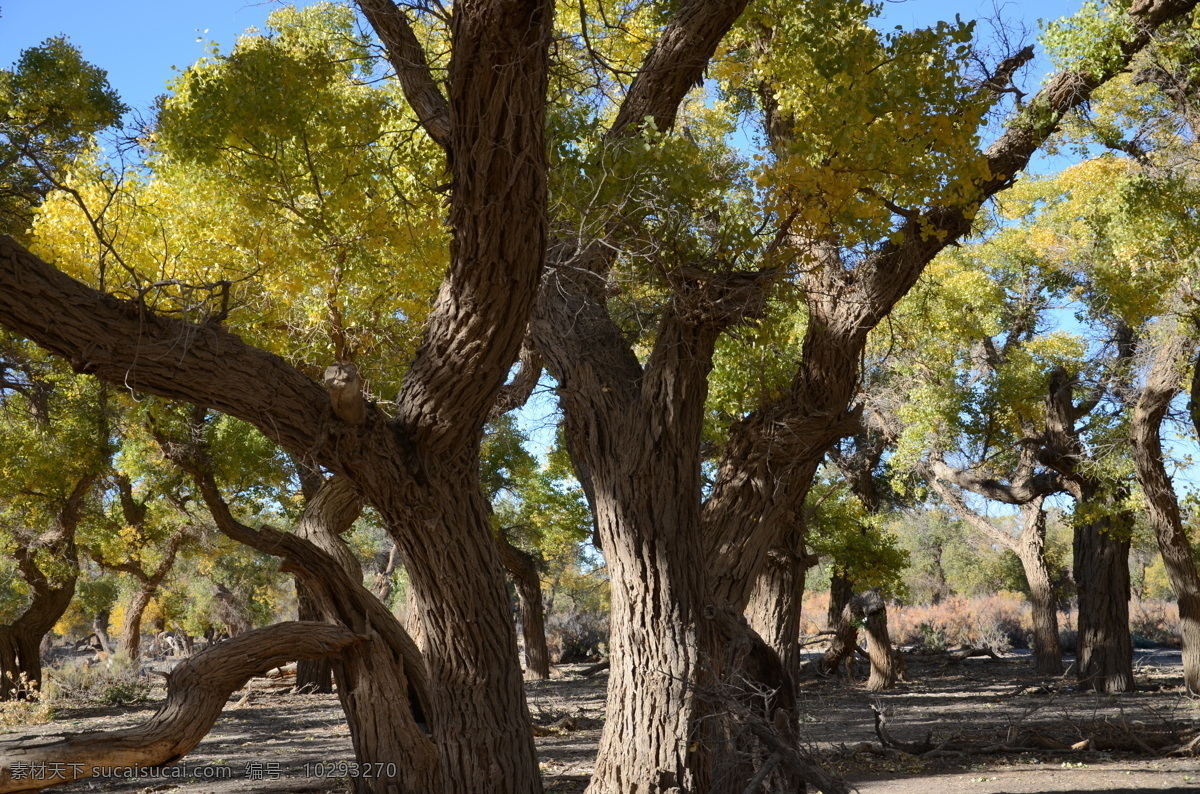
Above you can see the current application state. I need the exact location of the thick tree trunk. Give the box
[828,572,853,631]
[821,575,858,676]
[376,473,541,794]
[497,535,551,680]
[0,622,362,792]
[1132,330,1200,693]
[746,546,809,685]
[858,589,896,691]
[1073,512,1133,693]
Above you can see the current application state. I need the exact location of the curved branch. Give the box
[0,236,337,459]
[928,459,1061,505]
[0,623,363,793]
[610,0,751,137]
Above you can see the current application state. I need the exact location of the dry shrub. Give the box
[800,591,830,634]
[546,607,609,663]
[45,652,153,705]
[889,593,1029,652]
[1129,598,1180,648]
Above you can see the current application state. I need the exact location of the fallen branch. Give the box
[0,622,363,792]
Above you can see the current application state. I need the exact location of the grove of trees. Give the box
[5,0,1200,792]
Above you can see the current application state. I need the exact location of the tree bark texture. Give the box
[1131,327,1200,692]
[0,622,362,793]
[1073,511,1133,693]
[745,542,812,685]
[181,466,441,794]
[858,589,896,692]
[1016,503,1063,676]
[497,535,551,680]
[1042,367,1133,692]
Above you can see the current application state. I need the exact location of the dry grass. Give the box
[799,592,1183,652]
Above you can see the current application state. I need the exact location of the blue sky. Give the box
[1,1,315,115]
[2,1,1080,117]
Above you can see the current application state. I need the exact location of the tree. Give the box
[0,340,109,699]
[2,0,1199,790]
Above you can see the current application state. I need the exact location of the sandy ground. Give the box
[5,651,1200,793]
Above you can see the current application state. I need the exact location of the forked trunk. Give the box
[1073,512,1132,692]
[1016,507,1063,676]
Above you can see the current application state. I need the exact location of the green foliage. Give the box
[805,471,908,598]
[0,36,125,239]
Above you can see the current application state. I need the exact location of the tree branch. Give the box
[0,623,364,792]
[356,0,451,149]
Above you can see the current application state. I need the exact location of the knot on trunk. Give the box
[325,361,367,425]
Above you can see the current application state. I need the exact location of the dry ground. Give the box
[6,652,1200,793]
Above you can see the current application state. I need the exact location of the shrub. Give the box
[45,652,153,705]
[546,607,608,663]
[889,593,1029,652]
[0,674,53,726]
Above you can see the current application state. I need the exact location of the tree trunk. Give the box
[746,548,808,685]
[189,469,442,794]
[828,571,853,631]
[295,580,334,694]
[1132,329,1200,692]
[0,622,362,792]
[0,625,43,701]
[821,575,858,676]
[92,609,112,655]
[858,589,896,691]
[119,586,154,662]
[1016,502,1063,675]
[496,535,551,680]
[1073,511,1133,693]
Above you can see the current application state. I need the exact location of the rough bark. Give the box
[175,456,442,794]
[294,475,363,695]
[820,590,860,677]
[745,541,814,685]
[1016,502,1063,676]
[1131,326,1200,692]
[1073,511,1134,692]
[858,589,896,692]
[0,0,554,784]
[0,622,363,793]
[1042,367,1134,692]
[496,533,551,680]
